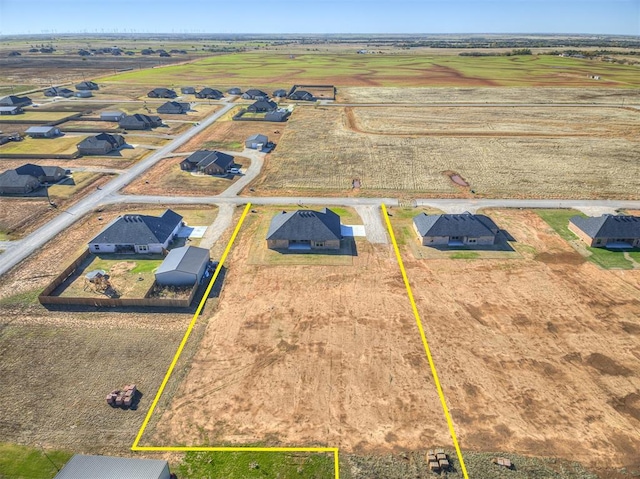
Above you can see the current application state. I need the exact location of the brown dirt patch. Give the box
[177,118,284,153]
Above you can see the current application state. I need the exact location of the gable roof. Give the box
[0,95,32,106]
[196,88,223,98]
[245,89,268,97]
[570,215,640,239]
[78,133,125,149]
[0,170,40,188]
[289,90,314,100]
[89,209,183,245]
[54,454,168,479]
[156,246,209,276]
[75,81,99,90]
[249,100,277,112]
[149,87,176,97]
[183,150,234,170]
[247,133,268,143]
[272,89,287,97]
[119,113,162,127]
[25,126,58,134]
[227,87,242,94]
[266,208,342,242]
[15,163,65,179]
[157,101,190,113]
[413,213,499,237]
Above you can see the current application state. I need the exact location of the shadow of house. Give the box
[77,133,126,155]
[569,214,640,249]
[413,212,502,247]
[180,150,234,175]
[266,208,343,251]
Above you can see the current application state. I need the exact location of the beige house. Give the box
[569,215,640,249]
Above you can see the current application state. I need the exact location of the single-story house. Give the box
[155,246,210,286]
[265,110,290,122]
[248,100,277,113]
[75,81,99,90]
[413,212,500,246]
[227,87,242,95]
[0,106,23,115]
[266,208,342,250]
[196,87,223,99]
[44,87,74,98]
[272,89,288,98]
[100,111,125,122]
[77,133,126,155]
[181,86,196,94]
[242,89,268,100]
[0,170,41,195]
[569,214,640,249]
[147,88,177,99]
[75,90,92,98]
[245,133,268,149]
[157,101,190,114]
[88,209,183,254]
[119,113,163,130]
[180,150,235,175]
[15,163,66,183]
[289,90,315,101]
[0,95,32,107]
[25,126,61,138]
[54,454,171,479]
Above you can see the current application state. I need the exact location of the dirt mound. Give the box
[586,353,632,376]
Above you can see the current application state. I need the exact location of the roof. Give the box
[0,170,40,188]
[227,87,242,94]
[197,87,223,97]
[245,89,268,97]
[25,126,58,134]
[290,90,314,100]
[266,208,342,242]
[156,246,209,276]
[54,454,168,479]
[15,163,65,178]
[249,100,277,111]
[184,150,234,170]
[157,101,190,113]
[101,110,124,117]
[570,215,640,239]
[273,89,287,96]
[149,87,176,95]
[89,209,183,245]
[247,134,268,143]
[78,133,125,149]
[0,95,31,106]
[119,114,162,126]
[0,106,20,112]
[413,213,499,237]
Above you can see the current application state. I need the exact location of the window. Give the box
[94,245,100,251]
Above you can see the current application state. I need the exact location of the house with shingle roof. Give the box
[77,133,126,155]
[242,89,268,100]
[88,209,183,254]
[248,100,277,113]
[75,81,99,91]
[413,212,500,246]
[569,214,640,249]
[0,95,32,107]
[289,90,315,101]
[157,101,190,114]
[266,208,342,250]
[0,170,41,195]
[118,113,163,130]
[272,89,288,98]
[196,88,223,99]
[44,87,74,98]
[181,86,196,94]
[227,87,242,95]
[15,163,66,183]
[180,150,234,175]
[147,88,177,99]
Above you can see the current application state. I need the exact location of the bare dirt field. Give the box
[339,87,640,104]
[250,106,640,199]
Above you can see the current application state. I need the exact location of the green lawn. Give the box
[0,443,72,479]
[0,111,78,123]
[536,209,637,269]
[95,52,640,88]
[176,450,334,479]
[0,135,86,156]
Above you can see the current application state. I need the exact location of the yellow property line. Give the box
[381,203,469,479]
[131,202,340,479]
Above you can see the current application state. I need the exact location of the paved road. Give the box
[199,204,235,249]
[218,148,265,198]
[0,102,235,277]
[69,166,126,174]
[354,205,389,244]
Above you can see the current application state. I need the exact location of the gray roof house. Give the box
[119,113,163,130]
[0,95,32,107]
[155,246,210,286]
[265,109,290,122]
[100,111,125,122]
[196,87,224,99]
[413,212,500,246]
[77,133,126,155]
[54,454,171,479]
[181,86,196,94]
[289,90,315,101]
[15,163,66,183]
[242,89,268,100]
[272,89,288,98]
[157,101,190,114]
[25,126,61,138]
[245,133,268,149]
[0,170,41,195]
[227,87,242,95]
[44,87,74,98]
[0,106,23,115]
[266,208,342,251]
[569,214,640,249]
[248,99,277,113]
[180,150,235,175]
[75,81,99,90]
[88,209,183,254]
[147,88,177,98]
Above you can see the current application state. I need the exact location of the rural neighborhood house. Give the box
[413,212,500,246]
[180,150,235,175]
[266,208,342,250]
[157,101,190,114]
[77,133,126,155]
[118,113,163,130]
[569,214,640,248]
[147,87,177,98]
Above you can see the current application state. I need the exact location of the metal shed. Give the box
[155,246,210,286]
[54,454,171,479]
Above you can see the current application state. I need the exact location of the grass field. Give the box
[0,135,86,156]
[96,53,640,88]
[0,111,79,123]
[48,172,105,200]
[0,443,72,479]
[251,107,640,199]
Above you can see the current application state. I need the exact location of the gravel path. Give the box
[354,205,388,244]
[198,204,235,249]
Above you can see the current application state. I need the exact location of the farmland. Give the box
[251,106,640,199]
[96,53,640,88]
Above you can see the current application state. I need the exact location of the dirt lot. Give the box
[250,106,640,199]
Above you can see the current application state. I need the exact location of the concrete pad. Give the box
[573,206,618,217]
[341,224,366,237]
[177,225,208,238]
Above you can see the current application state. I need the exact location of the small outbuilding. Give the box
[77,133,126,155]
[181,86,196,94]
[157,101,190,114]
[100,111,125,122]
[245,133,268,149]
[227,87,242,95]
[266,208,342,251]
[0,106,23,115]
[413,212,500,246]
[25,126,61,138]
[569,214,640,249]
[155,246,210,286]
[54,454,171,479]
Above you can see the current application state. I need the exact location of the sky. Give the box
[0,0,638,36]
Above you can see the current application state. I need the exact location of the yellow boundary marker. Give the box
[131,202,340,479]
[381,203,469,479]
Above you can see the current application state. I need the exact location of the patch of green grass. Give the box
[587,247,635,269]
[0,135,87,156]
[0,231,9,241]
[628,251,640,262]
[131,259,163,274]
[450,251,481,259]
[0,442,72,479]
[202,140,244,151]
[536,209,584,241]
[48,172,104,200]
[176,450,334,479]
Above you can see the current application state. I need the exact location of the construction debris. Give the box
[106,384,137,408]
[426,449,451,472]
[492,457,513,469]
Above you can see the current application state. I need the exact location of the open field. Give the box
[96,53,640,88]
[177,112,283,153]
[122,155,250,197]
[251,106,640,199]
[0,443,72,479]
[340,86,640,104]
[0,111,79,123]
[0,134,87,156]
